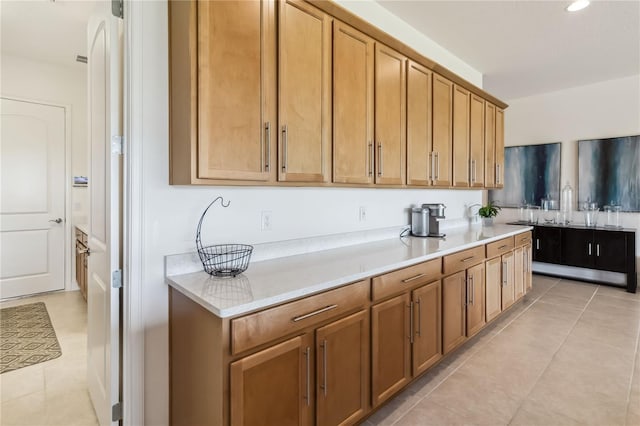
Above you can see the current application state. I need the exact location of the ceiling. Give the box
[2,1,638,101]
[376,0,640,100]
[1,0,102,69]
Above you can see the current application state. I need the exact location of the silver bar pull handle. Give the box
[378,143,383,177]
[436,152,440,180]
[416,297,422,337]
[596,243,600,257]
[368,143,374,177]
[304,347,310,406]
[402,273,425,283]
[292,304,338,322]
[536,239,540,250]
[321,340,328,397]
[502,262,507,286]
[408,302,414,344]
[588,243,592,256]
[282,125,288,172]
[430,151,435,183]
[461,256,476,263]
[470,274,474,305]
[264,122,271,171]
[464,276,469,306]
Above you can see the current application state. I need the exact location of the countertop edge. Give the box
[166,225,533,318]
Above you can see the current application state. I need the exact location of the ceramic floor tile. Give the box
[510,399,585,426]
[394,399,477,426]
[426,370,522,425]
[545,280,598,299]
[0,390,47,426]
[588,293,640,313]
[0,291,95,425]
[366,392,422,426]
[595,284,640,301]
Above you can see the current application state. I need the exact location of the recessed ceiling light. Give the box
[566,0,590,12]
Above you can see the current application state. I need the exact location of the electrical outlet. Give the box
[359,206,367,222]
[261,211,272,231]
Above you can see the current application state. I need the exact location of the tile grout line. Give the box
[389,276,560,426]
[506,281,600,426]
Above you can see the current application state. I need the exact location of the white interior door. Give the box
[0,98,66,299]
[86,7,122,426]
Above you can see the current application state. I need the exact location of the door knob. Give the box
[49,218,63,224]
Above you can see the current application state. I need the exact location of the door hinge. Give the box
[112,0,124,19]
[112,269,123,289]
[112,401,123,422]
[112,136,124,155]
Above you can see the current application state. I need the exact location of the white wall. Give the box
[334,0,482,87]
[136,2,484,424]
[1,54,88,290]
[499,75,640,254]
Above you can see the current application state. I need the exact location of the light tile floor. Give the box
[0,290,98,426]
[365,275,640,426]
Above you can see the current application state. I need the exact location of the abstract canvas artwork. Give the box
[489,142,561,208]
[578,135,640,212]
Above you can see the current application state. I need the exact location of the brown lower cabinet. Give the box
[442,262,486,355]
[169,232,533,426]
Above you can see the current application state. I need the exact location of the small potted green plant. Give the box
[478,201,501,226]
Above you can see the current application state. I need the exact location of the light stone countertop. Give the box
[166,224,532,318]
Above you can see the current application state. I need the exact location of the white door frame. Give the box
[0,95,74,295]
[121,1,144,424]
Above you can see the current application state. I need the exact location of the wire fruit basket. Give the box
[196,197,253,277]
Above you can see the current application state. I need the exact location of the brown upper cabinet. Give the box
[332,21,375,184]
[169,0,507,187]
[278,0,332,183]
[169,0,277,184]
[452,84,470,187]
[495,108,505,188]
[469,94,485,188]
[374,44,407,185]
[431,74,453,187]
[484,102,496,187]
[406,61,433,186]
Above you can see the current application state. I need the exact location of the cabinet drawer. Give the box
[371,259,441,302]
[231,280,369,355]
[486,237,515,258]
[515,231,532,247]
[443,246,485,275]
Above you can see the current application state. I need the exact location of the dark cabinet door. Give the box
[562,228,594,268]
[594,230,627,273]
[533,226,562,264]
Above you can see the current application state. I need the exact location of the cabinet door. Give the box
[452,85,470,187]
[594,231,628,273]
[484,102,496,187]
[432,73,453,187]
[333,21,374,184]
[230,334,313,426]
[514,247,524,300]
[374,44,406,185]
[442,272,466,354]
[406,61,432,186]
[561,228,593,268]
[469,94,485,188]
[412,280,442,376]
[466,263,486,337]
[485,257,502,322]
[495,108,505,188]
[278,0,331,182]
[197,0,275,181]
[316,311,369,426]
[501,252,515,310]
[524,244,532,292]
[371,293,411,407]
[533,226,563,264]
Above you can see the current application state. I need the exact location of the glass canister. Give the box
[604,205,621,228]
[561,182,573,224]
[582,202,599,227]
